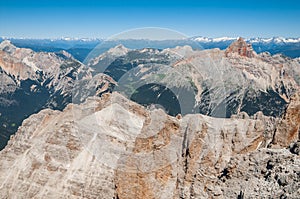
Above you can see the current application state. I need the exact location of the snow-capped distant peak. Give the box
[285,38,300,43]
[193,36,238,43]
[193,36,300,44]
[194,37,211,42]
[62,37,73,41]
[213,37,237,42]
[247,37,300,44]
[48,37,101,42]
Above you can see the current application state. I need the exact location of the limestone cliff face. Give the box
[0,40,61,82]
[272,93,300,147]
[0,92,298,198]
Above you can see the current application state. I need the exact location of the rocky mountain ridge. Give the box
[0,38,299,151]
[89,38,299,118]
[0,37,299,198]
[0,41,114,150]
[0,92,298,198]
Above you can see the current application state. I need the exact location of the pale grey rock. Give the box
[0,92,298,198]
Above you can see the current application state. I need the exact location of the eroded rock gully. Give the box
[0,92,299,198]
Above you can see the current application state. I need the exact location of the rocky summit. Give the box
[225,37,257,58]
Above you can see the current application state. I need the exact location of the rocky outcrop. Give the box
[0,92,298,198]
[225,37,256,58]
[218,148,300,198]
[272,93,300,147]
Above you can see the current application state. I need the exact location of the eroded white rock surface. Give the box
[0,92,299,198]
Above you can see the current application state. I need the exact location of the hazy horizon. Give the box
[1,35,300,40]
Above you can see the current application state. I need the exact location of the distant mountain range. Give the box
[192,36,300,58]
[193,36,300,44]
[1,36,300,61]
[2,36,299,44]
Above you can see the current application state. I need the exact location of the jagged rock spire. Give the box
[225,37,256,58]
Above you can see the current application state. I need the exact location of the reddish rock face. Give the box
[225,37,256,58]
[272,93,300,147]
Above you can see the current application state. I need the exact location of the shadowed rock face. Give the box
[0,92,298,198]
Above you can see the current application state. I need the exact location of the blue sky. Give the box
[0,0,299,39]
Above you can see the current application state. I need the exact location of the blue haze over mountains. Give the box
[1,37,300,62]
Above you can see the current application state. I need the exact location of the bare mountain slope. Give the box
[0,92,299,198]
[0,41,114,150]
